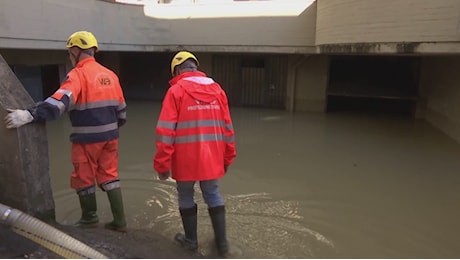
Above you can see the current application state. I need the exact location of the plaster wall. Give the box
[293,55,328,112]
[418,56,460,143]
[316,0,460,45]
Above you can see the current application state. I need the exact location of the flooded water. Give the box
[47,100,460,258]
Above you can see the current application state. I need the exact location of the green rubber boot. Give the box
[104,188,127,232]
[75,193,99,228]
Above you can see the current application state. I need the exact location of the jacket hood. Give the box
[173,71,223,103]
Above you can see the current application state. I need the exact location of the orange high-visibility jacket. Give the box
[36,57,127,143]
[154,71,236,181]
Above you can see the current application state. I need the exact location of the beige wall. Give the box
[316,0,460,45]
[418,56,460,143]
[0,0,317,53]
[292,55,328,112]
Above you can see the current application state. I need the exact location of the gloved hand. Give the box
[158,171,170,180]
[4,109,33,129]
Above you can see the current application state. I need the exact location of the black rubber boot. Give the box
[174,204,198,251]
[208,205,228,257]
[104,188,127,232]
[75,193,99,228]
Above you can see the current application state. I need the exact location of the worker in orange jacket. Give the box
[4,31,128,232]
[154,51,236,256]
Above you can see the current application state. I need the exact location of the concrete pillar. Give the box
[0,54,55,257]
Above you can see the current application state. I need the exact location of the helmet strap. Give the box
[74,49,83,65]
[68,48,82,66]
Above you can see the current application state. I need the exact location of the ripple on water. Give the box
[224,192,334,258]
[54,168,334,258]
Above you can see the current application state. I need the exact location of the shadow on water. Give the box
[47,101,460,258]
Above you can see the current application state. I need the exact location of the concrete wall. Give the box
[316,0,460,54]
[418,56,460,143]
[0,0,317,53]
[292,55,329,112]
[316,0,460,44]
[0,55,55,219]
[0,54,56,256]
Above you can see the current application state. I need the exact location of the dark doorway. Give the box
[326,56,420,116]
[119,52,171,101]
[13,66,43,102]
[12,65,61,102]
[240,58,265,107]
[41,65,61,97]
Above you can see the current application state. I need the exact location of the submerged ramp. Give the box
[0,54,55,257]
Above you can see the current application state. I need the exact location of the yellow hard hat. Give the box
[66,31,99,52]
[171,51,199,75]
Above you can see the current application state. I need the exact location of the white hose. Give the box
[0,203,108,259]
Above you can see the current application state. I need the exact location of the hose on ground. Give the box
[0,203,108,259]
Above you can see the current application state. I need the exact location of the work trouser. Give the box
[70,139,119,190]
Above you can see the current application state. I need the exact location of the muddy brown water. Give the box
[46,100,460,258]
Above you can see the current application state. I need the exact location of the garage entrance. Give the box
[326,56,420,116]
[212,54,288,109]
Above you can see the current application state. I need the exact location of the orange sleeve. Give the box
[51,71,82,104]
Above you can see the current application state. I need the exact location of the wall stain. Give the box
[319,42,420,54]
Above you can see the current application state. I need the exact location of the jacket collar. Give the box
[76,57,95,68]
[169,71,206,85]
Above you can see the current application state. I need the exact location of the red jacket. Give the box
[154,71,236,181]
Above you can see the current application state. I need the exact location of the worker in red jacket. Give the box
[154,51,236,256]
[4,31,127,232]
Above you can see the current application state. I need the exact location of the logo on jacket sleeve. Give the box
[95,73,113,88]
[99,77,111,86]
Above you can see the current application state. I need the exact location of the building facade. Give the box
[1,0,460,141]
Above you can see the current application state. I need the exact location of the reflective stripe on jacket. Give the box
[154,71,236,181]
[42,57,127,143]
